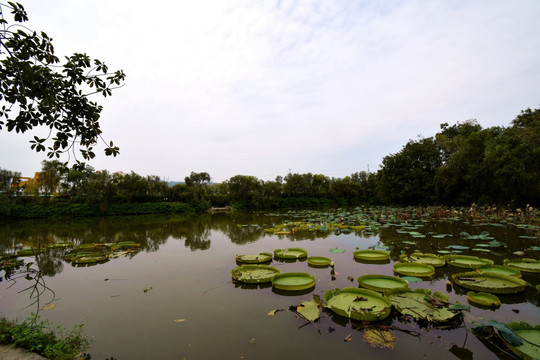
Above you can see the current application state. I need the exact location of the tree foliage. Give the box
[0,2,125,163]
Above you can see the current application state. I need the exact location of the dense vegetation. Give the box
[0,106,538,218]
[0,314,91,359]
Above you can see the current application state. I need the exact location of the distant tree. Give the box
[38,159,65,197]
[0,167,20,196]
[0,2,125,163]
[184,171,211,201]
[226,175,261,207]
[376,137,442,205]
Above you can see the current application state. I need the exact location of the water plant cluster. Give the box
[0,240,142,275]
[0,314,92,360]
[232,207,540,358]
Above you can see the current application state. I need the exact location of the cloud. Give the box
[2,0,540,181]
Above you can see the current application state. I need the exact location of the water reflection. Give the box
[0,211,539,359]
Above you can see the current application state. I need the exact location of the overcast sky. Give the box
[1,0,539,182]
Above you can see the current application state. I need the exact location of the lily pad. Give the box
[357,274,409,294]
[296,299,320,321]
[388,288,459,323]
[324,287,392,321]
[504,258,540,273]
[328,248,345,253]
[231,265,281,283]
[452,271,528,294]
[353,250,390,262]
[467,291,501,307]
[307,256,332,267]
[504,322,540,360]
[272,272,315,291]
[393,263,435,277]
[444,255,494,269]
[235,252,273,264]
[273,247,307,259]
[478,264,521,278]
[401,276,424,283]
[399,252,445,267]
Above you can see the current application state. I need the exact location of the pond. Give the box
[0,209,539,359]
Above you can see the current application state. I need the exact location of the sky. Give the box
[1,0,539,182]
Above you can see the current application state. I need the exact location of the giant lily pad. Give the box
[307,256,332,267]
[353,250,390,262]
[324,287,392,321]
[273,247,307,259]
[272,272,315,291]
[388,288,459,323]
[231,265,280,283]
[357,274,409,294]
[504,258,540,273]
[452,271,528,294]
[393,263,435,277]
[399,253,445,267]
[478,264,521,278]
[504,322,540,360]
[235,252,273,264]
[467,291,501,308]
[444,254,494,269]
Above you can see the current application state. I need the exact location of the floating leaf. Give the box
[173,319,186,323]
[401,276,423,283]
[41,303,56,311]
[329,248,345,253]
[296,300,320,322]
[363,328,396,349]
[267,310,278,316]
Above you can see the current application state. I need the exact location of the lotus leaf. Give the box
[399,253,445,267]
[307,256,332,267]
[353,250,390,262]
[452,271,528,294]
[467,291,501,307]
[235,252,273,264]
[504,322,540,360]
[478,264,521,278]
[472,320,523,347]
[272,272,315,291]
[357,274,409,294]
[401,276,423,283]
[231,265,280,283]
[393,263,435,277]
[444,255,494,269]
[504,258,540,273]
[273,247,307,259]
[297,300,320,322]
[324,287,392,321]
[446,245,470,250]
[388,289,459,323]
[329,248,345,253]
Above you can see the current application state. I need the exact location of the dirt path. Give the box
[0,344,47,359]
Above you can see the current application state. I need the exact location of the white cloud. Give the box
[1,0,539,181]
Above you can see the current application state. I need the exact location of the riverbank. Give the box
[0,345,47,360]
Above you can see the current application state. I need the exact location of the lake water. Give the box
[0,211,539,359]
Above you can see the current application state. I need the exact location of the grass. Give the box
[0,314,92,359]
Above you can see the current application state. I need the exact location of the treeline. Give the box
[0,106,538,217]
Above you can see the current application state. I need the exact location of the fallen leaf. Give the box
[42,303,56,311]
[173,319,186,323]
[296,300,320,322]
[363,328,396,349]
[267,310,278,316]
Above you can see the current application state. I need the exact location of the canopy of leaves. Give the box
[0,2,125,163]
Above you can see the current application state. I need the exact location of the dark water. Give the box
[0,212,538,360]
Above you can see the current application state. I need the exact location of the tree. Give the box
[0,2,125,164]
[376,137,442,205]
[184,172,211,201]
